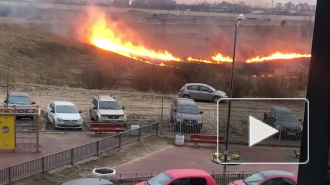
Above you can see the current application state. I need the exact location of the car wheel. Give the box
[183,94,190,99]
[213,96,220,103]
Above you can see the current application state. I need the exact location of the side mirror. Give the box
[50,110,55,113]
[4,100,7,103]
[79,111,82,113]
[122,106,125,110]
[173,109,177,112]
[200,111,204,114]
[32,102,36,104]
[93,107,97,109]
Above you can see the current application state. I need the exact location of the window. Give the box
[92,98,97,107]
[50,103,55,112]
[99,101,121,110]
[282,177,297,185]
[169,178,207,185]
[263,178,284,185]
[243,173,265,185]
[199,86,211,92]
[55,105,78,113]
[177,105,199,114]
[147,172,173,185]
[275,112,299,122]
[187,85,198,91]
[8,96,31,105]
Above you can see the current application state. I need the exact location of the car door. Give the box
[198,85,213,101]
[48,103,55,123]
[186,85,199,99]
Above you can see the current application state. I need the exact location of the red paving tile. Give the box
[114,145,299,178]
[0,132,100,168]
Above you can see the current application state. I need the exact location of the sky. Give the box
[180,0,317,6]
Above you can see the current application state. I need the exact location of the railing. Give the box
[0,123,158,185]
[112,173,252,185]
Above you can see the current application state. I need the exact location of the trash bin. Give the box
[92,167,116,180]
[175,133,185,146]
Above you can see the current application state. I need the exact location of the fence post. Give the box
[70,148,74,165]
[42,157,45,174]
[8,167,11,184]
[138,127,141,141]
[118,134,122,149]
[156,122,159,135]
[96,141,100,157]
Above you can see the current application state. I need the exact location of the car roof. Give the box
[53,101,75,106]
[270,106,293,113]
[96,95,116,101]
[9,92,30,97]
[175,98,197,105]
[185,83,209,86]
[258,170,296,178]
[59,178,113,185]
[165,169,210,178]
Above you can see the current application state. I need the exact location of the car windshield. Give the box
[243,173,265,185]
[99,101,121,110]
[177,105,199,114]
[275,112,299,122]
[208,86,216,92]
[8,96,31,105]
[146,172,173,185]
[56,105,78,113]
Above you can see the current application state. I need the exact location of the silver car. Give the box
[178,83,228,103]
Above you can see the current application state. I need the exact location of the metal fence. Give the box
[0,123,158,185]
[160,107,304,147]
[112,173,252,185]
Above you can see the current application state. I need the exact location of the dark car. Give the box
[227,170,297,185]
[4,92,37,120]
[263,106,303,140]
[56,178,113,185]
[170,98,203,133]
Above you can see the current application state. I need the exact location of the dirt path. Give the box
[12,136,172,185]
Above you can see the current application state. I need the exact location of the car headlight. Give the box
[56,118,64,123]
[101,115,108,120]
[176,118,181,122]
[119,115,125,120]
[197,120,202,124]
[78,118,83,124]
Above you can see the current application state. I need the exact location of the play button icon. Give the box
[249,116,279,147]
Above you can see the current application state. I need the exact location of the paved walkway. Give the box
[0,132,106,168]
[114,144,299,178]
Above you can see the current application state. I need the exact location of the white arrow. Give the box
[249,116,279,147]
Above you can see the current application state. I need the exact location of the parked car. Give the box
[4,92,36,119]
[263,106,303,140]
[46,101,83,130]
[56,178,113,185]
[227,170,297,185]
[135,169,217,185]
[178,83,228,103]
[170,98,203,133]
[90,95,126,123]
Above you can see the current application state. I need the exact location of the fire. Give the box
[246,52,311,63]
[76,6,182,64]
[186,57,213,64]
[252,74,274,78]
[212,53,233,63]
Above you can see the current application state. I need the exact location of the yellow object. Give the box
[0,115,15,149]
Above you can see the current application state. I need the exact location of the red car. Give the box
[135,169,217,185]
[227,170,297,185]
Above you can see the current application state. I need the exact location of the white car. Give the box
[46,101,83,130]
[90,95,126,123]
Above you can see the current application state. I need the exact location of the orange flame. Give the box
[246,52,311,63]
[186,57,213,64]
[77,6,181,64]
[212,53,233,62]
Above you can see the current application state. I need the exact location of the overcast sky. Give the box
[180,0,317,5]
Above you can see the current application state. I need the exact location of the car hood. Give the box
[98,109,125,115]
[227,180,246,185]
[56,113,81,120]
[276,120,302,129]
[176,113,202,121]
[214,90,227,96]
[7,103,32,107]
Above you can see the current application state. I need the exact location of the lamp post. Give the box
[223,14,244,175]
